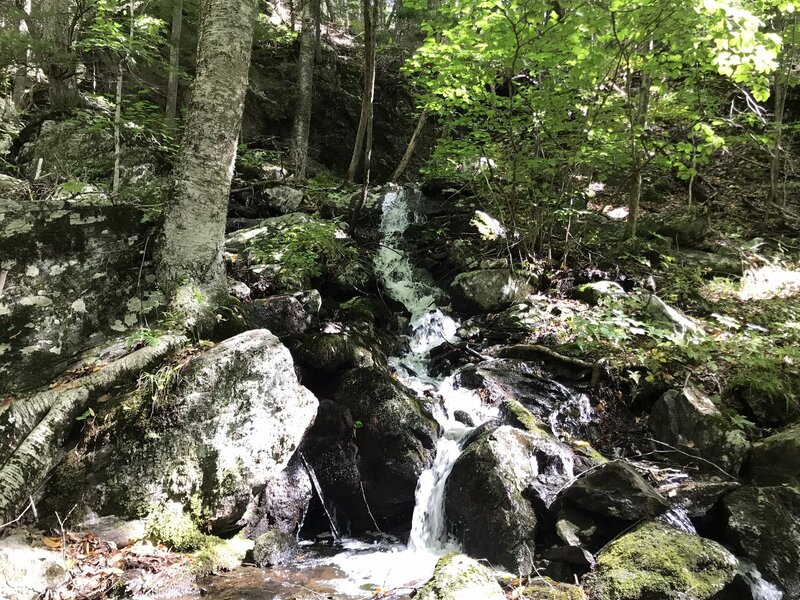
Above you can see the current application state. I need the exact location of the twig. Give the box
[647,438,736,480]
[0,495,37,531]
[359,480,382,534]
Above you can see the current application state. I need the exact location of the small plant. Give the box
[126,327,160,349]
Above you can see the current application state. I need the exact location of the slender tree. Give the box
[156,0,258,326]
[291,0,317,179]
[345,0,377,182]
[165,0,183,128]
[40,0,80,110]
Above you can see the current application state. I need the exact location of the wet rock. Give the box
[263,185,303,214]
[335,368,439,528]
[416,553,505,600]
[744,422,800,486]
[499,399,548,433]
[541,545,596,572]
[290,329,388,373]
[245,452,313,538]
[445,425,574,574]
[43,330,318,534]
[585,520,740,600]
[229,280,252,301]
[723,486,800,597]
[457,359,592,436]
[0,533,67,600]
[559,462,669,521]
[0,192,156,395]
[244,290,321,338]
[253,529,298,567]
[449,269,536,314]
[649,386,749,476]
[453,410,475,427]
[555,506,625,552]
[668,477,740,519]
[574,281,626,305]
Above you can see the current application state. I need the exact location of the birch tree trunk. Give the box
[156,0,258,325]
[165,0,183,128]
[12,0,32,109]
[345,0,377,182]
[291,0,317,179]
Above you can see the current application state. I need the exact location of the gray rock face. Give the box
[449,269,535,314]
[0,185,158,395]
[416,553,506,600]
[586,520,740,600]
[745,422,800,485]
[253,529,298,567]
[560,462,669,521]
[290,329,388,373]
[724,486,800,597]
[445,425,574,574]
[0,534,67,600]
[263,185,304,214]
[245,452,313,537]
[43,330,318,534]
[649,386,750,475]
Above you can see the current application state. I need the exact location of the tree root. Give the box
[0,334,187,523]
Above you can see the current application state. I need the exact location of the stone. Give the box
[42,330,319,535]
[559,462,670,521]
[677,249,743,276]
[262,185,304,214]
[449,269,536,314]
[290,329,388,373]
[244,290,321,337]
[585,520,740,600]
[253,529,298,567]
[649,386,750,476]
[245,452,313,537]
[225,213,312,252]
[0,192,157,395]
[77,513,146,548]
[644,295,702,336]
[723,486,800,597]
[445,425,574,574]
[744,422,800,486]
[519,578,587,599]
[0,533,67,600]
[574,281,626,305]
[415,553,506,600]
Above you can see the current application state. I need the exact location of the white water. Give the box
[306,187,495,594]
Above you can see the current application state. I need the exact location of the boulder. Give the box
[253,529,298,567]
[574,281,626,305]
[585,520,740,600]
[518,578,587,599]
[723,486,800,597]
[449,269,536,314]
[0,533,67,600]
[416,553,506,600]
[649,386,750,475]
[243,290,321,337]
[644,296,702,336]
[445,425,574,574]
[262,185,303,214]
[559,462,669,521]
[744,422,800,486]
[290,329,388,373]
[42,330,318,534]
[244,452,313,538]
[0,189,159,395]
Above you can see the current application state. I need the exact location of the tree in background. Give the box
[291,0,318,179]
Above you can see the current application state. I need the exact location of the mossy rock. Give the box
[416,553,505,600]
[291,330,388,373]
[585,520,739,600]
[728,366,799,428]
[252,529,297,567]
[521,577,586,599]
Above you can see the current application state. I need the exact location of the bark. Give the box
[165,0,183,129]
[156,0,258,317]
[0,335,186,523]
[345,0,377,182]
[391,109,427,182]
[112,60,123,193]
[324,0,335,24]
[12,0,32,109]
[40,0,79,111]
[291,0,317,179]
[626,70,651,239]
[768,70,786,210]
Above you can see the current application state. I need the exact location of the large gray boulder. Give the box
[243,290,321,338]
[449,269,536,314]
[416,553,506,600]
[745,422,800,486]
[585,520,740,600]
[262,185,303,214]
[649,386,750,475]
[0,183,159,395]
[245,452,313,538]
[445,425,574,574]
[724,486,800,597]
[42,330,318,534]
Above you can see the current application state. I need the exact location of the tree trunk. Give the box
[165,0,183,128]
[325,0,335,24]
[391,109,427,182]
[626,70,651,239]
[112,60,123,193]
[12,0,32,110]
[769,70,786,211]
[40,0,79,111]
[156,0,258,325]
[291,0,317,179]
[345,0,377,182]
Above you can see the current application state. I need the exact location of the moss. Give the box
[521,577,586,599]
[190,536,247,576]
[586,521,737,600]
[500,399,549,435]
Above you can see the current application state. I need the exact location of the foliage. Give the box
[247,218,364,291]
